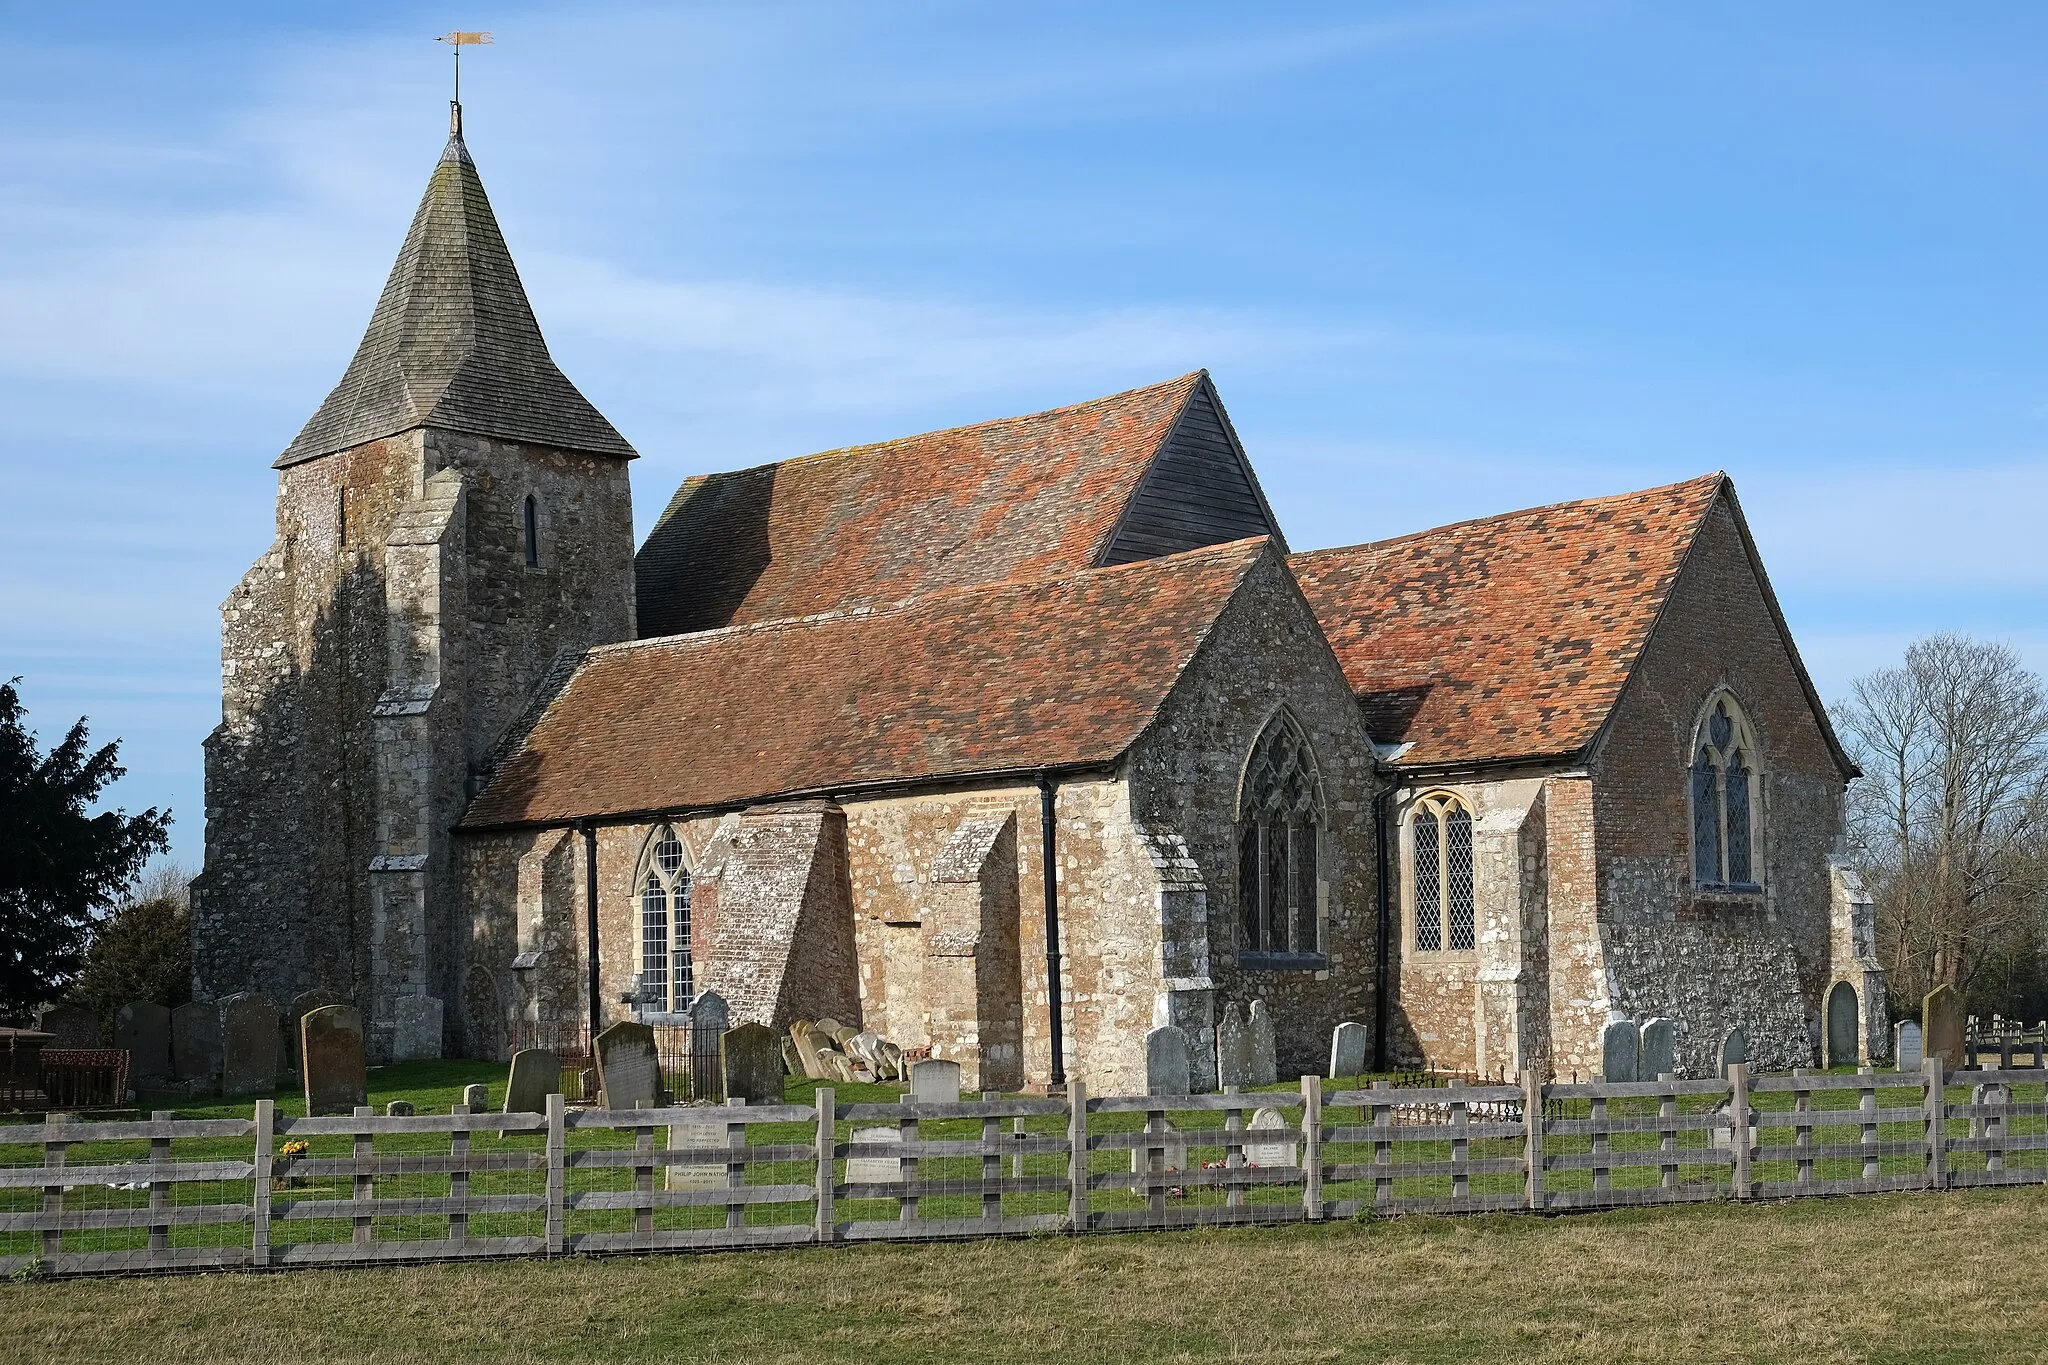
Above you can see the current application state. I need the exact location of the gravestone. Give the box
[594,1020,661,1109]
[722,1024,785,1106]
[910,1058,962,1104]
[1894,1021,1925,1073]
[1215,1002,1251,1088]
[1825,981,1860,1068]
[879,1041,906,1082]
[461,1084,489,1110]
[789,1023,832,1081]
[1924,984,1964,1071]
[391,995,444,1063]
[1129,1118,1188,1175]
[1246,1000,1277,1087]
[1600,1019,1640,1083]
[503,1048,558,1114]
[115,1000,173,1082]
[301,1005,368,1116]
[1328,1021,1369,1080]
[813,1018,847,1038]
[286,989,345,1073]
[779,1036,803,1076]
[170,1001,223,1087]
[37,1004,98,1049]
[1243,1107,1298,1169]
[1639,1018,1676,1080]
[686,991,730,1098]
[1144,1025,1194,1097]
[1719,1026,1748,1078]
[667,1111,733,1191]
[846,1032,886,1075]
[386,1100,414,1117]
[220,993,280,1097]
[845,1126,903,1184]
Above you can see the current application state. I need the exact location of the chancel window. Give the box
[1411,792,1475,952]
[1691,693,1762,890]
[637,828,693,1010]
[1236,713,1324,961]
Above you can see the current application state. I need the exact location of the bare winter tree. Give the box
[1836,636,2048,1016]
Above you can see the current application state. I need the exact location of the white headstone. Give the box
[845,1126,903,1184]
[667,1107,739,1192]
[909,1058,961,1104]
[1246,1000,1277,1086]
[1129,1119,1188,1175]
[1328,1021,1369,1080]
[1144,1025,1194,1096]
[1243,1107,1298,1169]
[1895,1020,1924,1073]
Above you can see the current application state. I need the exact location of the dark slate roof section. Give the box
[631,373,1208,639]
[276,112,635,468]
[1100,378,1285,565]
[464,537,1272,828]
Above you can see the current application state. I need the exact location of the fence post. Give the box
[1729,1063,1751,1200]
[1300,1073,1323,1220]
[545,1092,566,1256]
[251,1099,274,1267]
[814,1085,836,1245]
[1923,1056,1946,1191]
[1522,1068,1544,1210]
[351,1106,374,1250]
[1066,1079,1089,1234]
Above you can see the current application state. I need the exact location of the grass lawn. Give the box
[7,1185,2048,1364]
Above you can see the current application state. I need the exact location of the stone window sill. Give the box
[1695,882,1764,901]
[1239,951,1328,972]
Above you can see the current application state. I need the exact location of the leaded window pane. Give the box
[1725,761,1752,885]
[1692,752,1721,884]
[639,873,669,1002]
[656,836,685,877]
[671,871,694,1003]
[1445,806,1475,951]
[1293,820,1318,953]
[1263,819,1287,954]
[1414,809,1441,952]
[1239,824,1261,951]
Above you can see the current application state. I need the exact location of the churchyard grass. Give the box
[8,1184,2048,1363]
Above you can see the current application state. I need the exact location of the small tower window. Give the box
[1690,692,1763,890]
[522,494,540,567]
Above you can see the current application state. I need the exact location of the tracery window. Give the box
[1236,712,1324,961]
[1691,692,1762,890]
[637,828,693,1010]
[1411,792,1475,952]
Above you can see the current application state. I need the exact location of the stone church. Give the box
[192,106,1882,1092]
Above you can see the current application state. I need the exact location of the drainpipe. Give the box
[1038,774,1067,1089]
[1372,776,1395,1072]
[581,822,601,1043]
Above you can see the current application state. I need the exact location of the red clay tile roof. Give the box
[633,372,1207,637]
[465,537,1271,828]
[1289,474,1727,768]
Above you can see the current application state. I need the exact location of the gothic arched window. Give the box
[1236,713,1324,962]
[1691,692,1762,890]
[1411,792,1475,952]
[636,828,693,1010]
[522,494,541,568]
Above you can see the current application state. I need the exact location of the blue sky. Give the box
[2,2,2043,872]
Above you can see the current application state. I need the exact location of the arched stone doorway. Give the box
[1825,980,1860,1068]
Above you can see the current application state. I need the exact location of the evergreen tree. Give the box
[0,680,171,1019]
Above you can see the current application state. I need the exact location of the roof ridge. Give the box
[1292,471,1726,564]
[613,534,1271,657]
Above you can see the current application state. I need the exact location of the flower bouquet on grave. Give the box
[278,1139,309,1187]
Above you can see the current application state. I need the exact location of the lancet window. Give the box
[637,827,694,1010]
[1411,792,1475,952]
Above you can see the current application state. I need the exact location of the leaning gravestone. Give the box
[1924,984,1964,1071]
[1639,1018,1677,1080]
[1244,1107,1298,1168]
[115,1000,174,1082]
[170,1001,223,1087]
[910,1058,962,1104]
[845,1126,903,1185]
[594,1020,662,1109]
[789,1022,832,1081]
[221,993,280,1097]
[1719,1026,1748,1078]
[503,1048,558,1114]
[37,1004,98,1049]
[1328,1021,1369,1081]
[1144,1025,1194,1097]
[779,1035,804,1077]
[1247,1000,1278,1087]
[391,995,443,1063]
[1600,1019,1640,1083]
[1895,1020,1925,1073]
[301,1005,368,1116]
[1215,1002,1251,1088]
[722,1023,785,1106]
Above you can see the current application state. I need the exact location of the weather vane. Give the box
[435,31,494,105]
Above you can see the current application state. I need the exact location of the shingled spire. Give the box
[276,102,635,467]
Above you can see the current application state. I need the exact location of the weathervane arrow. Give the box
[435,31,494,106]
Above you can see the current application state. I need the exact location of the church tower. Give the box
[194,103,637,1060]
